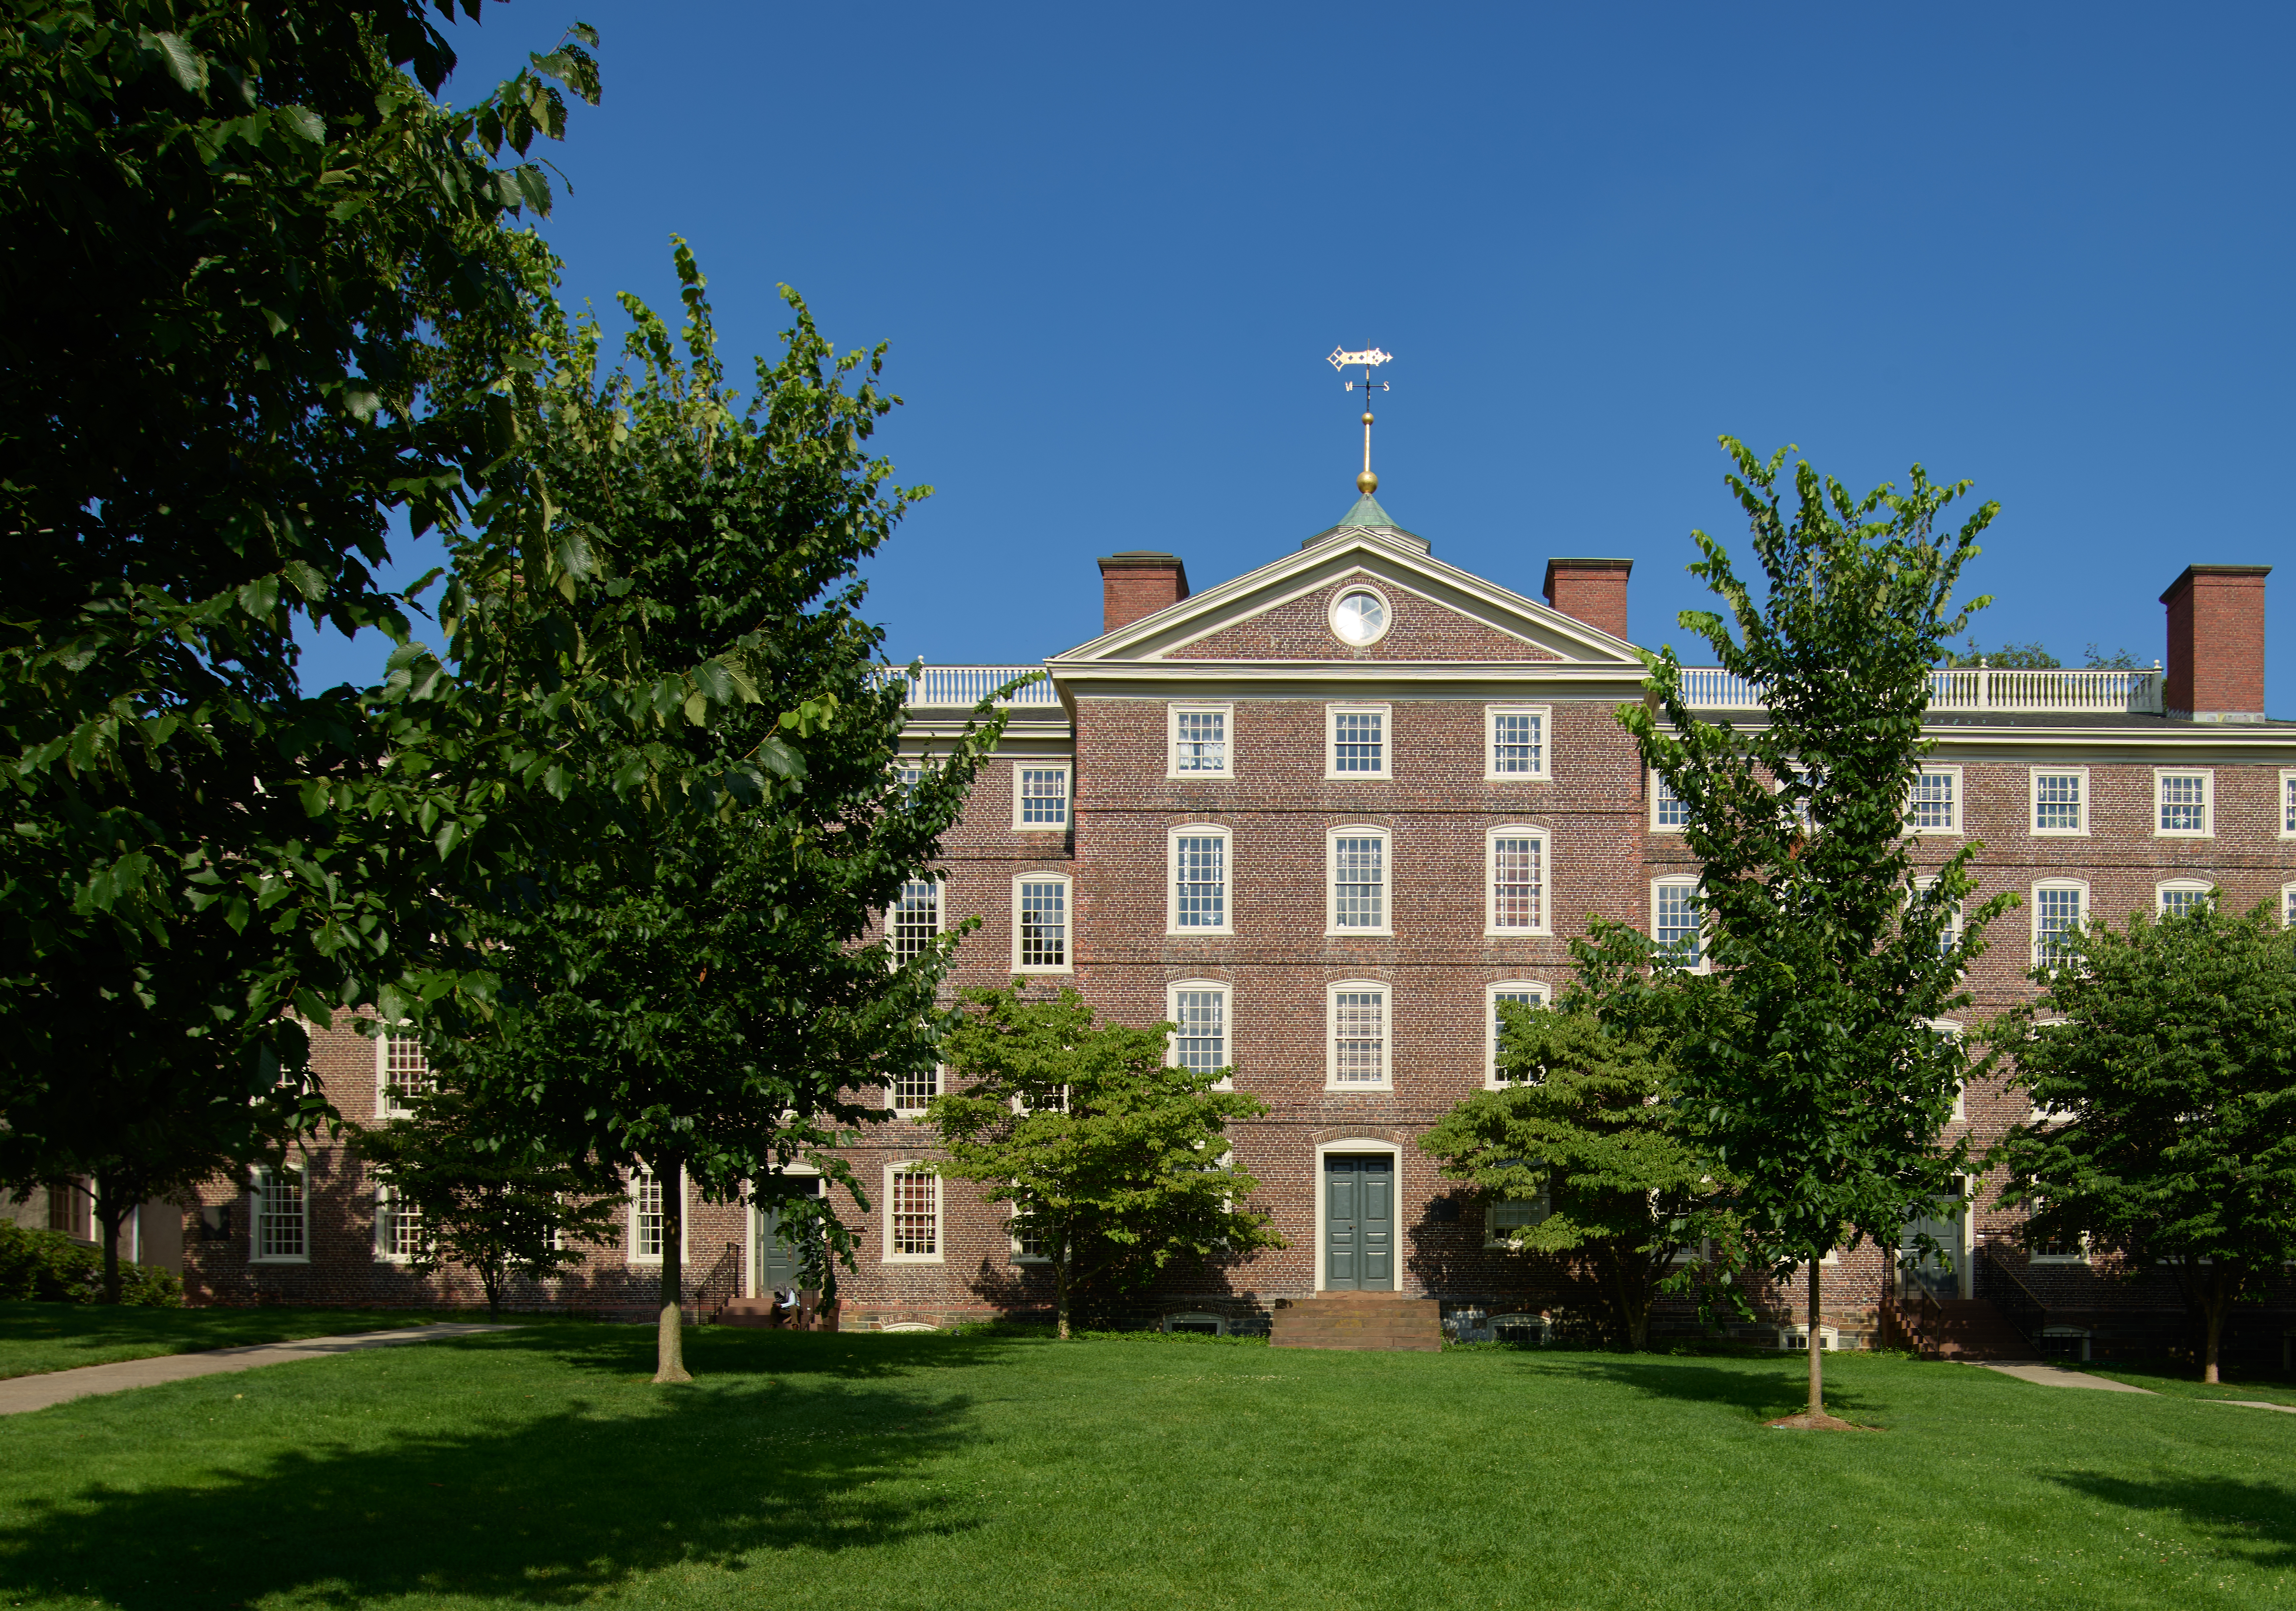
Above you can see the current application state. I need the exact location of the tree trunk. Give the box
[655,1159,691,1384]
[1054,1249,1071,1341]
[1806,1258,1824,1416]
[94,1193,128,1306]
[2202,1291,2228,1385]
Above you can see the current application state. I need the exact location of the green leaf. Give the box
[143,30,210,94]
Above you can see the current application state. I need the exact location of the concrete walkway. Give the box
[1970,1361,2156,1393]
[0,1324,513,1416]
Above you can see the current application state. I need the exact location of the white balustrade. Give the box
[898,665,1061,707]
[1672,665,2163,716]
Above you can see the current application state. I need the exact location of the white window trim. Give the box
[1166,702,1234,780]
[1324,978,1394,1093]
[882,1162,944,1265]
[2282,880,2296,930]
[1913,875,1962,956]
[372,1182,423,1265]
[2028,1206,2090,1265]
[889,1062,944,1118]
[1485,981,1551,1091]
[1011,872,1075,974]
[2152,766,2214,839]
[626,1168,675,1267]
[1484,1185,1552,1250]
[1009,1201,1053,1265]
[1649,769,1688,834]
[1650,876,1709,973]
[2029,766,2090,838]
[1906,765,1963,837]
[1484,824,1553,937]
[2155,878,2214,919]
[1324,703,1393,781]
[1923,1020,1966,1121]
[1312,1137,1403,1292]
[374,1025,428,1120]
[2280,771,2296,840]
[885,872,944,967]
[1166,823,1234,936]
[249,1164,310,1265]
[1325,824,1393,937]
[1167,977,1234,1092]
[1483,704,1552,782]
[1010,762,1072,831]
[2031,878,2091,970]
[1328,582,1396,648]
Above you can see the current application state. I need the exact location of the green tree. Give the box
[348,1060,623,1321]
[1621,439,2013,1423]
[0,1,599,1291]
[1992,897,2296,1384]
[441,247,1003,1382]
[931,983,1283,1340]
[1420,922,1732,1350]
[1941,640,2058,668]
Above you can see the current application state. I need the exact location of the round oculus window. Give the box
[1331,588,1389,645]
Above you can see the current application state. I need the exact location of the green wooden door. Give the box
[1325,1156,1395,1290]
[755,1179,822,1294]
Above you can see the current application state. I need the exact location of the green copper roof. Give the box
[1336,491,1399,530]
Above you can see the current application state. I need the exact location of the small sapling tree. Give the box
[930,983,1283,1339]
[1992,896,2296,1383]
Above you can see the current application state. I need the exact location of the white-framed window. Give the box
[1168,979,1232,1091]
[1168,704,1233,779]
[1013,764,1070,829]
[2028,1201,2087,1263]
[2157,879,2213,921]
[375,1029,432,1119]
[1325,704,1391,780]
[891,1063,941,1117]
[250,1166,308,1263]
[2030,767,2089,836]
[1168,824,1232,935]
[2153,768,2213,837]
[2032,880,2089,970]
[629,1169,665,1264]
[1010,1204,1052,1264]
[1485,981,1549,1089]
[1650,770,1689,833]
[1484,705,1550,781]
[884,1165,941,1262]
[1651,878,1705,970]
[1326,826,1391,935]
[1326,980,1391,1091]
[1485,826,1551,935]
[1486,1189,1550,1249]
[888,876,941,967]
[1912,876,1961,957]
[2282,771,2296,839]
[895,761,924,796]
[1328,582,1395,647]
[2284,881,2296,930]
[1013,875,1072,972]
[373,1184,425,1263]
[1922,1020,1967,1120]
[1907,767,1961,835]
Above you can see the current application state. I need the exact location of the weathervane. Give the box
[1327,346,1392,495]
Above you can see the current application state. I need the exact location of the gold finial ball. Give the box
[1357,469,1379,494]
[1361,411,1374,425]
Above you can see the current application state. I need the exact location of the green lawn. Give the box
[2076,1360,2296,1409]
[0,1302,449,1380]
[2,1325,2292,1611]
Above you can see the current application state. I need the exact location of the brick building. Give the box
[173,494,2296,1360]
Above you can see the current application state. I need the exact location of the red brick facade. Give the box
[2161,563,2270,721]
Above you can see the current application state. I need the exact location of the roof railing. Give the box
[1678,664,2165,716]
[897,664,1062,708]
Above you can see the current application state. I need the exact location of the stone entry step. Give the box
[1269,1295,1443,1352]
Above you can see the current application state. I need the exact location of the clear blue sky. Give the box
[298,1,2294,715]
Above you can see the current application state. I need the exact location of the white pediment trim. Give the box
[1049,530,1642,667]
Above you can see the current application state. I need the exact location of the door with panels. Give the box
[1324,1155,1395,1291]
[755,1177,823,1294]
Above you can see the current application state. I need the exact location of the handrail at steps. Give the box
[688,1240,742,1324]
[1976,1247,2049,1355]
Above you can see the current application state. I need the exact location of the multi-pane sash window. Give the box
[2029,1202,2084,1262]
[1016,877,1070,970]
[892,1064,940,1115]
[1172,831,1228,931]
[1488,830,1546,933]
[253,1167,306,1261]
[1170,707,1230,776]
[2283,882,2296,929]
[1328,707,1387,777]
[1172,987,1227,1079]
[1914,878,1960,958]
[2157,882,2211,920]
[1488,985,1546,1087]
[1017,767,1069,827]
[1651,772,1689,831]
[889,1168,939,1259]
[631,1171,665,1261]
[1329,986,1388,1087]
[2034,883,2087,969]
[1330,833,1388,932]
[379,1032,431,1117]
[2156,770,2211,836]
[2032,770,2086,834]
[1487,1195,1547,1248]
[2285,773,2296,838]
[376,1186,424,1262]
[890,879,940,966]
[1013,1211,1049,1263]
[1908,769,1959,833]
[1487,707,1547,779]
[1653,880,1702,967]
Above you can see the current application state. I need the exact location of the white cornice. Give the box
[1052,661,1652,703]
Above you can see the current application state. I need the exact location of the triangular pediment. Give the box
[1050,529,1642,667]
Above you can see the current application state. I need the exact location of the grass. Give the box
[2074,1360,2296,1409]
[0,1302,452,1380]
[2,1324,2292,1610]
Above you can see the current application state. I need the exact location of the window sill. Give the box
[1484,926,1552,939]
[1013,823,1069,833]
[883,1254,946,1266]
[1325,927,1394,939]
[1324,1083,1395,1095]
[1483,772,1552,784]
[1324,771,1394,782]
[1168,926,1234,938]
[1013,965,1074,976]
[2030,828,2090,839]
[2152,830,2212,840]
[249,1255,310,1266]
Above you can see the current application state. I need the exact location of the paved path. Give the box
[1972,1361,2156,1393]
[0,1324,513,1416]
[2209,1399,2296,1415]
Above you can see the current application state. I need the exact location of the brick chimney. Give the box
[1542,558,1633,641]
[2160,564,2270,722]
[1099,551,1189,635]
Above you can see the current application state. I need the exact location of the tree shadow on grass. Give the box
[503,1317,1035,1383]
[0,1328,1010,1609]
[2048,1472,2296,1570]
[1537,1354,1884,1425]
